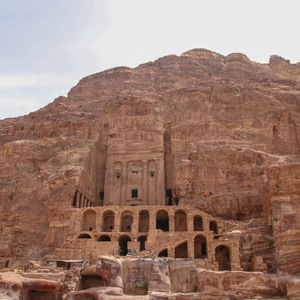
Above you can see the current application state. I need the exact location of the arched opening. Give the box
[118,235,131,256]
[175,210,187,231]
[121,211,133,232]
[193,215,203,231]
[103,210,115,232]
[156,210,169,232]
[81,275,108,290]
[97,235,111,242]
[175,241,188,258]
[209,220,218,234]
[237,213,247,221]
[158,249,168,257]
[194,235,207,258]
[138,210,149,232]
[27,290,60,300]
[82,209,96,231]
[137,235,147,251]
[215,245,231,271]
[77,233,92,239]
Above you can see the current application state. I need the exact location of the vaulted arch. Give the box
[215,245,231,271]
[156,210,169,232]
[121,210,133,232]
[82,209,96,231]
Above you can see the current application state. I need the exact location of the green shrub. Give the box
[135,281,147,288]
[81,105,89,112]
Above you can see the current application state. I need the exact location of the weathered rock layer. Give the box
[0,49,300,276]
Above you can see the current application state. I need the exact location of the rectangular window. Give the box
[100,192,104,200]
[132,189,138,198]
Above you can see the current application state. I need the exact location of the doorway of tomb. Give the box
[194,235,207,258]
[215,245,231,271]
[103,210,115,232]
[81,275,108,290]
[175,241,188,258]
[158,249,168,257]
[156,210,169,231]
[120,210,133,232]
[138,210,149,232]
[118,235,131,256]
[137,235,147,251]
[209,220,218,234]
[194,215,203,231]
[175,210,187,231]
[82,209,96,231]
[166,189,173,205]
[27,290,61,300]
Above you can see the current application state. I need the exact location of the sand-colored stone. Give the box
[0,49,300,297]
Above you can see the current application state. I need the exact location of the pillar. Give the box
[149,211,156,232]
[132,213,139,236]
[142,160,148,205]
[169,213,175,232]
[187,215,193,232]
[188,239,194,259]
[121,162,127,206]
[75,191,80,208]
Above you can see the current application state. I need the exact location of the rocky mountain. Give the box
[0,49,299,276]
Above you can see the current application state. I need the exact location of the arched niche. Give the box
[138,210,149,232]
[194,235,207,259]
[97,235,111,242]
[82,209,96,231]
[193,215,203,231]
[103,210,115,232]
[175,210,187,231]
[77,233,92,239]
[118,235,131,256]
[158,249,168,257]
[137,235,147,251]
[215,245,231,271]
[121,210,133,232]
[156,210,169,232]
[209,220,218,234]
[175,241,188,258]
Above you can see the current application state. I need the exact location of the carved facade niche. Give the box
[127,161,143,205]
[110,162,122,206]
[148,160,157,205]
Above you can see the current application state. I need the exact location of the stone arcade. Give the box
[53,95,242,272]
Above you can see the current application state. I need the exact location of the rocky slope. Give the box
[0,49,300,275]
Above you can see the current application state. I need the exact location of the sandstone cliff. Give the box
[0,49,299,275]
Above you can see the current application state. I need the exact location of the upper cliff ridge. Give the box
[0,49,299,281]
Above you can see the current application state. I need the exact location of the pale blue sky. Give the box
[1,0,300,120]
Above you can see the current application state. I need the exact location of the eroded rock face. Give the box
[0,49,300,277]
[197,269,287,298]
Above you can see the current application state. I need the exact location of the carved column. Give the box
[75,191,80,208]
[132,213,139,237]
[149,211,156,233]
[142,160,148,205]
[121,162,127,206]
[79,194,84,208]
[169,213,175,232]
[187,215,193,232]
[188,238,194,259]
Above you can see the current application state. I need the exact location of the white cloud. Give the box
[0,74,37,89]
